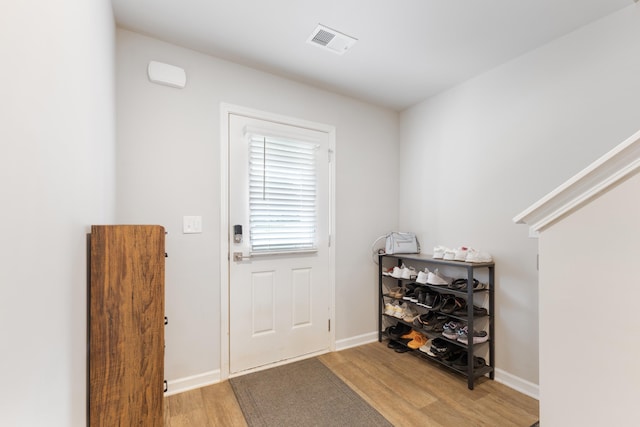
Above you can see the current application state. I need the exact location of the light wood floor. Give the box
[164,342,539,427]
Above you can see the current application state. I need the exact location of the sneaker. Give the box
[402,306,419,322]
[382,267,395,276]
[442,321,463,340]
[465,249,493,263]
[432,246,446,259]
[384,302,398,316]
[407,332,428,350]
[418,339,432,354]
[415,268,430,284]
[429,338,451,357]
[443,248,456,261]
[401,266,417,280]
[392,304,406,319]
[384,302,395,316]
[390,265,404,279]
[426,269,450,286]
[456,326,489,344]
[453,246,468,261]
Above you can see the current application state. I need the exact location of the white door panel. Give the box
[228,113,330,374]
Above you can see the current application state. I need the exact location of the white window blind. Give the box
[249,135,318,253]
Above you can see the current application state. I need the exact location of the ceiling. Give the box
[111,0,634,111]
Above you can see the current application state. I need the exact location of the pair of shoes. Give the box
[387,340,410,353]
[386,323,411,340]
[432,246,447,259]
[451,353,486,370]
[441,348,465,365]
[422,291,440,309]
[412,312,447,332]
[426,269,451,286]
[415,268,430,284]
[433,246,468,261]
[442,320,465,340]
[402,329,428,350]
[384,302,396,316]
[429,337,455,358]
[443,248,456,261]
[448,278,485,291]
[440,295,465,314]
[456,326,489,344]
[394,304,418,321]
[390,303,405,319]
[391,264,417,280]
[388,287,405,298]
[453,305,488,317]
[403,306,419,322]
[433,246,493,263]
[464,248,493,263]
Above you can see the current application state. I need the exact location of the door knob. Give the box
[233,252,252,262]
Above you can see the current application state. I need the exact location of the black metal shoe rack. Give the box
[378,253,495,390]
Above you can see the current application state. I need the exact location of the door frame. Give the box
[219,103,336,380]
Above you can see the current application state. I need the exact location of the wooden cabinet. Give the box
[88,225,165,426]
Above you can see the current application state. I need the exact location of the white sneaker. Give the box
[390,265,404,279]
[443,248,456,261]
[432,246,446,259]
[416,268,430,284]
[401,266,417,280]
[465,249,493,263]
[384,302,396,316]
[418,339,433,355]
[426,268,450,286]
[454,246,468,261]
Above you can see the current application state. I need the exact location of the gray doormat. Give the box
[229,358,392,427]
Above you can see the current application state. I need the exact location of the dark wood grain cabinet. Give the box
[88,225,165,426]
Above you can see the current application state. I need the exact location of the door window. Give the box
[248,134,318,254]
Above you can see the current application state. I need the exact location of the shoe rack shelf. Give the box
[378,253,495,390]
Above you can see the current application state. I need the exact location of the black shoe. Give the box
[387,323,412,340]
[424,292,441,309]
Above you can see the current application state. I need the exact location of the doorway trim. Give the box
[219,103,336,380]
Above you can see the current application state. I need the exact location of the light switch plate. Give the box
[183,216,202,234]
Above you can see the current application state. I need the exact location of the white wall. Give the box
[115,29,399,386]
[399,4,640,389]
[0,1,115,426]
[539,171,640,426]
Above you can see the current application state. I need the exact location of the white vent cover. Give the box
[306,24,357,55]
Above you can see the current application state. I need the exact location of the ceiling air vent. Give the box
[307,24,357,55]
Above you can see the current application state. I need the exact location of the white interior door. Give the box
[228,113,331,374]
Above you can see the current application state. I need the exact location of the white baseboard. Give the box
[335,331,378,351]
[494,368,539,400]
[165,370,221,396]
